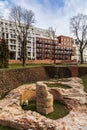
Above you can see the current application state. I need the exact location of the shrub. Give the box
[0,37,9,68]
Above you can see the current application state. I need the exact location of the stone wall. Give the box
[0,66,85,99]
[45,66,72,78]
[0,67,49,98]
[69,66,79,77]
[36,82,53,115]
[78,67,87,77]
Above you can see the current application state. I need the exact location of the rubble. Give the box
[0,77,87,130]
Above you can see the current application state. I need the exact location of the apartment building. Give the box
[0,19,75,61]
[57,35,76,60]
[74,46,87,63]
[0,19,57,60]
[36,37,59,59]
[36,35,75,60]
[0,19,37,60]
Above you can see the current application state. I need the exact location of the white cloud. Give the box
[1,0,87,37]
[0,0,10,19]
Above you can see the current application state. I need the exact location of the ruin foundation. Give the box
[36,81,54,115]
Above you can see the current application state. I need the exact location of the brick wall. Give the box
[9,60,54,64]
[69,66,79,77]
[0,67,49,98]
[0,66,85,99]
[78,67,87,77]
[9,59,77,64]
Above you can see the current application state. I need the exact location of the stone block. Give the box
[36,81,54,115]
[37,106,54,115]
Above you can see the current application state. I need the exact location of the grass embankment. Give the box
[22,100,69,120]
[8,63,54,69]
[81,74,87,93]
[0,62,78,70]
[78,64,87,67]
[1,62,87,70]
[0,63,54,70]
[8,63,42,69]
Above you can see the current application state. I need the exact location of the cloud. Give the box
[0,0,10,19]
[1,0,87,36]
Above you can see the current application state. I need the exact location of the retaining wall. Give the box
[0,66,86,98]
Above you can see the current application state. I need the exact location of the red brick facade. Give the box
[36,37,58,60]
[57,35,76,60]
[36,35,76,60]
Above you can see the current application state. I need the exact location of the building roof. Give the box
[58,35,73,39]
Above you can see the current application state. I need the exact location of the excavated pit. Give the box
[0,77,87,130]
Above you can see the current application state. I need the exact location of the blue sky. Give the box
[0,0,87,36]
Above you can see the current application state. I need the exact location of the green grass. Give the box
[46,100,69,119]
[0,63,79,70]
[0,126,18,130]
[22,100,69,120]
[6,63,87,70]
[81,74,87,93]
[46,83,71,89]
[0,63,54,70]
[3,62,87,70]
[78,64,87,67]
[9,63,41,69]
[22,100,36,111]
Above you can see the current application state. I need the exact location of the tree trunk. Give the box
[21,40,27,67]
[22,57,26,66]
[80,51,83,64]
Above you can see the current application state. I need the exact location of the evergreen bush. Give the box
[0,38,9,68]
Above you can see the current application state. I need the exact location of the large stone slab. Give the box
[36,81,54,115]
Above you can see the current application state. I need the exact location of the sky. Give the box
[0,0,87,36]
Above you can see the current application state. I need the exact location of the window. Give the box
[6,33,8,38]
[1,28,4,31]
[5,28,8,32]
[28,52,31,56]
[14,46,16,50]
[1,22,3,25]
[9,23,12,27]
[10,34,16,38]
[5,23,8,26]
[18,52,20,56]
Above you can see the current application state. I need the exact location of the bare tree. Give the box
[47,27,57,64]
[10,6,35,66]
[70,14,87,64]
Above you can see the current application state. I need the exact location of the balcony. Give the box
[55,46,59,50]
[36,45,43,48]
[45,42,51,44]
[37,50,42,54]
[45,46,50,49]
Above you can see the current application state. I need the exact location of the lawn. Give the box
[46,100,69,119]
[9,63,43,69]
[46,83,71,89]
[1,62,87,70]
[22,100,69,120]
[0,63,77,70]
[78,64,87,67]
[0,63,54,70]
